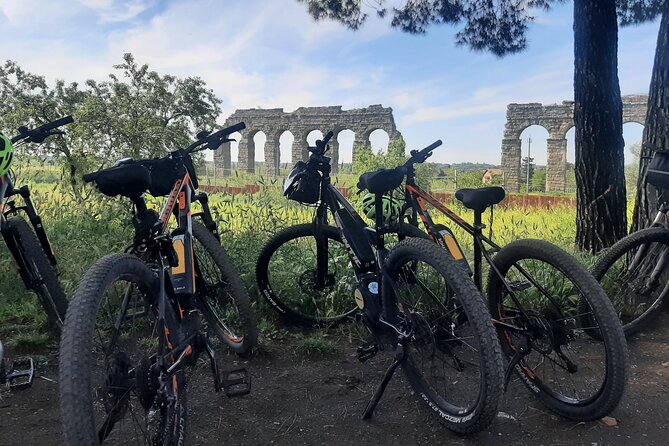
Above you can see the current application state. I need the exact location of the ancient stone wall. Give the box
[214,104,402,176]
[501,94,648,192]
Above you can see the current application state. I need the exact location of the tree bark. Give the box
[573,0,627,253]
[632,0,669,230]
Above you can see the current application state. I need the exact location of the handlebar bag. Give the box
[140,158,187,196]
[284,161,321,204]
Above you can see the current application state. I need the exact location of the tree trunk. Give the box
[573,0,627,253]
[632,0,669,230]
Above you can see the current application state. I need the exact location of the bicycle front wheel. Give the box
[256,224,358,327]
[6,216,68,331]
[487,239,629,421]
[383,238,504,433]
[59,254,186,445]
[593,227,669,336]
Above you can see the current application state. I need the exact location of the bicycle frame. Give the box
[402,173,559,337]
[309,156,398,329]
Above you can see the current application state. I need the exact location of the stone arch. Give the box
[239,128,262,173]
[501,94,648,192]
[215,104,402,177]
[278,130,294,172]
[518,125,550,192]
[335,128,355,172]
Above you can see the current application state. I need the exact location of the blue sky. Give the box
[0,0,660,165]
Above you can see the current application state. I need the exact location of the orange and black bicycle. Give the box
[59,122,257,445]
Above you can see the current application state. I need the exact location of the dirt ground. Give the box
[1,315,668,446]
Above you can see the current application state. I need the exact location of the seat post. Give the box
[374,194,385,251]
[473,209,483,290]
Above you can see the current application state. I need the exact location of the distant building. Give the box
[482,168,504,184]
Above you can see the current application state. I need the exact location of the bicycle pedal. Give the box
[220,368,251,397]
[357,343,378,362]
[6,357,35,389]
[508,281,532,292]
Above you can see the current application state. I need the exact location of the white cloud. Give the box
[78,0,153,23]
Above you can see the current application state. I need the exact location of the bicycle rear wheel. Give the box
[59,254,186,445]
[192,221,257,356]
[487,239,629,421]
[592,227,669,336]
[383,238,504,433]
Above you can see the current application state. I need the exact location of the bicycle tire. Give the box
[592,227,669,336]
[59,253,185,445]
[383,237,504,433]
[6,216,67,331]
[487,239,629,421]
[192,221,258,356]
[256,223,426,327]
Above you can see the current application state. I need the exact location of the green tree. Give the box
[297,0,632,252]
[623,1,669,230]
[0,61,92,197]
[531,168,546,192]
[82,53,222,161]
[0,54,223,197]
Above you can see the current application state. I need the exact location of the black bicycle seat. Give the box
[455,187,506,213]
[358,167,406,194]
[83,163,152,198]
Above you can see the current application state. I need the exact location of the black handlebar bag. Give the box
[646,150,669,190]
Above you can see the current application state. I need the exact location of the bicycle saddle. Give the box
[455,187,506,213]
[358,166,406,194]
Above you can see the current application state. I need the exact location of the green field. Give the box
[0,164,602,348]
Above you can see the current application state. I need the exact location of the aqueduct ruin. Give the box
[501,94,648,192]
[214,104,402,176]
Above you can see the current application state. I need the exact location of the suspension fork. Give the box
[7,185,58,267]
[314,202,330,288]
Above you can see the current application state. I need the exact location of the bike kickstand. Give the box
[503,335,530,392]
[362,343,405,420]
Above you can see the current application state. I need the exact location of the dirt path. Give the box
[1,318,668,446]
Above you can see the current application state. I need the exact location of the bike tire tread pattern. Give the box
[7,216,67,331]
[487,239,629,421]
[59,253,161,445]
[384,237,505,433]
[592,227,669,336]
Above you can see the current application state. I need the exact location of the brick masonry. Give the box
[501,94,648,192]
[213,105,402,176]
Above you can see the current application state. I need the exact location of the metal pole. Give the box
[526,136,532,194]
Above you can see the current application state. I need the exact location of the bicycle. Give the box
[1,116,71,331]
[262,132,629,421]
[257,132,505,433]
[59,122,257,445]
[364,140,629,421]
[593,145,669,335]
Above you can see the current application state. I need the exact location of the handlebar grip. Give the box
[321,131,334,146]
[421,139,442,154]
[39,115,74,132]
[220,121,246,135]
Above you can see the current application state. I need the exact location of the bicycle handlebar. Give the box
[186,121,246,153]
[404,139,442,167]
[11,115,74,144]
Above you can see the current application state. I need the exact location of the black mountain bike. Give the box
[257,133,505,433]
[1,116,71,331]
[59,122,257,445]
[593,146,669,335]
[374,141,629,421]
